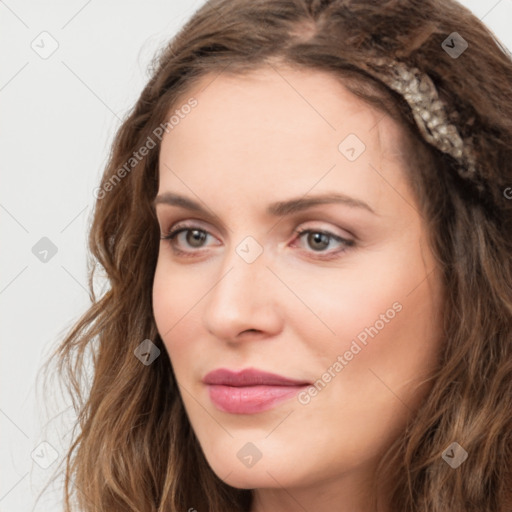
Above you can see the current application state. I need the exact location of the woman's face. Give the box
[152,66,444,508]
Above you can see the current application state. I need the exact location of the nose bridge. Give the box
[202,235,281,340]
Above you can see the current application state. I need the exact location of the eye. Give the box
[291,228,354,260]
[160,223,217,257]
[160,222,354,260]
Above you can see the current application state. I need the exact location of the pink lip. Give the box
[203,368,310,414]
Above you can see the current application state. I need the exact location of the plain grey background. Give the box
[1,1,511,510]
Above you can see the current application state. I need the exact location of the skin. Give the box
[152,65,444,512]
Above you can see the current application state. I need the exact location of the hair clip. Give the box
[364,58,480,188]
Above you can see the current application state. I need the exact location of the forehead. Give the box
[158,66,408,217]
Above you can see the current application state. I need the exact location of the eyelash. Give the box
[160,222,355,261]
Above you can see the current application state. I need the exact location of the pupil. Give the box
[188,230,206,247]
[309,232,329,251]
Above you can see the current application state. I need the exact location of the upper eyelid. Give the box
[161,220,351,239]
[162,220,217,239]
[161,223,353,249]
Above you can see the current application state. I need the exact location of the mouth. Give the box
[202,368,311,414]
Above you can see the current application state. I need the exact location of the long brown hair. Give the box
[41,0,512,510]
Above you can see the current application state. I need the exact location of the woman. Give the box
[44,0,512,510]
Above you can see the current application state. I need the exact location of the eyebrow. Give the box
[153,191,376,218]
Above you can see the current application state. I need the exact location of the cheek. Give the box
[152,258,210,371]
[291,277,442,467]
[152,259,174,335]
[292,243,443,402]
[152,254,202,330]
[152,259,184,356]
[277,246,437,350]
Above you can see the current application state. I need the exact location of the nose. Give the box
[202,243,283,343]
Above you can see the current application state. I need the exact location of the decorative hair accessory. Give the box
[363,58,483,193]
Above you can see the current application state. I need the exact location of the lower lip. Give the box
[206,384,308,414]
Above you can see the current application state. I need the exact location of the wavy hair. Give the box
[41,0,512,510]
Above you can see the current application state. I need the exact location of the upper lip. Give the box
[203,368,311,387]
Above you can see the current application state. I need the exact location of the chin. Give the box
[201,447,284,489]
[218,468,279,490]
